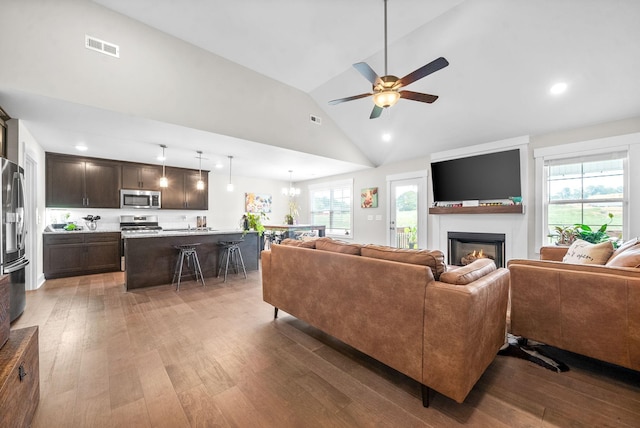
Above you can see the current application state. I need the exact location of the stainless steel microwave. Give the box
[120,189,161,209]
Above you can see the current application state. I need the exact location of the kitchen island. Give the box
[123,229,259,290]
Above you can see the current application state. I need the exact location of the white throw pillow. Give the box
[562,239,614,265]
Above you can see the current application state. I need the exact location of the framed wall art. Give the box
[245,192,272,213]
[361,187,378,208]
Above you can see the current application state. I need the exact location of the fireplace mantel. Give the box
[429,205,523,215]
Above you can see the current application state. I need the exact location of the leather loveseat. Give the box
[508,243,640,371]
[261,238,510,406]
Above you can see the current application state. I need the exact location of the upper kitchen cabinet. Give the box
[46,153,121,208]
[161,166,208,210]
[122,164,162,190]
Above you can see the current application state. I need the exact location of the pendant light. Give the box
[196,151,205,190]
[226,155,234,192]
[282,170,300,197]
[159,144,168,188]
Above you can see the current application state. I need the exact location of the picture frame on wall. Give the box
[361,187,378,208]
[245,192,272,213]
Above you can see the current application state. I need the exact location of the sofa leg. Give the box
[274,307,279,319]
[421,384,430,408]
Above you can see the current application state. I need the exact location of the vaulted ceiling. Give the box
[1,0,639,181]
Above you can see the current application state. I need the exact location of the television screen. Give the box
[431,149,521,202]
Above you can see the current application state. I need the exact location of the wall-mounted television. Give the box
[430,149,521,202]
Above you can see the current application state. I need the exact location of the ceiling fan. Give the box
[329,0,449,119]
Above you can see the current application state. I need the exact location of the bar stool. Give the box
[172,243,205,290]
[217,240,247,282]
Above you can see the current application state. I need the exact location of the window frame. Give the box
[308,179,354,239]
[535,143,630,249]
[543,153,627,244]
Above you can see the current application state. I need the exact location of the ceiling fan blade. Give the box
[328,93,372,105]
[369,105,383,119]
[399,90,439,104]
[353,62,382,86]
[398,57,449,87]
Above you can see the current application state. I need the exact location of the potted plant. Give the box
[243,212,267,236]
[404,226,418,249]
[285,201,299,225]
[549,225,577,246]
[574,212,619,246]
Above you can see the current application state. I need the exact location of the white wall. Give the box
[298,116,640,260]
[0,0,371,168]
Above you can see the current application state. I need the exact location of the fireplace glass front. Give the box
[448,232,506,268]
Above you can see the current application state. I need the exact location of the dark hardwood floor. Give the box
[11,270,640,427]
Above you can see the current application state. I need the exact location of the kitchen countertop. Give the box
[122,229,256,238]
[43,226,120,234]
[43,226,256,237]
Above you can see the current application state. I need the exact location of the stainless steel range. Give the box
[119,215,162,235]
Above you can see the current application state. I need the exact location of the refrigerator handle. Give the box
[3,257,29,274]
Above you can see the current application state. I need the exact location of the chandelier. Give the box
[282,170,300,197]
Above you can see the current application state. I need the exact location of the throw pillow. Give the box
[562,239,614,265]
[607,237,639,262]
[360,245,446,280]
[439,258,496,285]
[315,237,362,255]
[605,244,640,268]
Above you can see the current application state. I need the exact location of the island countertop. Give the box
[123,230,259,290]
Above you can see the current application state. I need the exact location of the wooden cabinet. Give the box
[161,166,208,210]
[0,326,39,428]
[43,232,122,279]
[46,153,121,208]
[122,164,162,190]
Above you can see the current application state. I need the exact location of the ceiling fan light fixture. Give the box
[373,90,400,108]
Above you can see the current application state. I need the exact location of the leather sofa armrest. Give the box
[423,268,510,403]
[261,250,272,302]
[540,245,569,261]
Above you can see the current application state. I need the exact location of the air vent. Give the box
[310,114,322,125]
[85,35,120,58]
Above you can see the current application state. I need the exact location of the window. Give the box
[309,179,353,238]
[544,152,626,244]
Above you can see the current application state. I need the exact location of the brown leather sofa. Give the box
[261,238,510,406]
[508,245,640,371]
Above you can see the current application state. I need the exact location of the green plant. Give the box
[549,225,577,245]
[404,226,417,249]
[573,212,617,245]
[285,200,299,225]
[244,212,268,236]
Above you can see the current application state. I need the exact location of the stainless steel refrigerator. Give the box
[1,158,28,322]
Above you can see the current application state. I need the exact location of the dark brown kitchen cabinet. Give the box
[43,232,121,279]
[161,166,208,210]
[46,153,121,208]
[122,164,162,190]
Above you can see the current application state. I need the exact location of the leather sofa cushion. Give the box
[606,244,640,268]
[315,237,362,255]
[361,244,445,280]
[280,238,316,249]
[562,239,614,265]
[439,258,496,285]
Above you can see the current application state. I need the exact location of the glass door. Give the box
[389,178,421,248]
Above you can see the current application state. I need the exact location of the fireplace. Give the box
[448,232,506,268]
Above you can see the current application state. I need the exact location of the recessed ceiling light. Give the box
[382,133,392,142]
[75,144,88,151]
[215,162,224,169]
[550,82,568,95]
